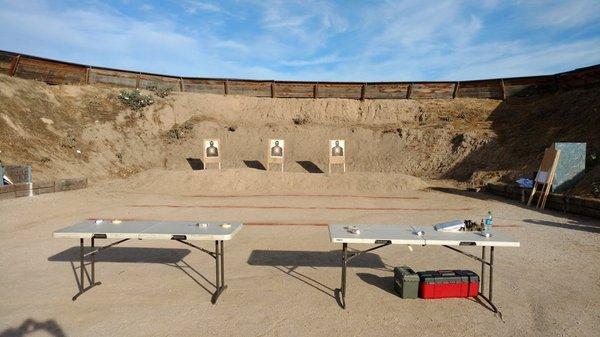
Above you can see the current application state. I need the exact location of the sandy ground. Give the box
[1,172,599,337]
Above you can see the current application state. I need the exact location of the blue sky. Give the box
[0,0,599,81]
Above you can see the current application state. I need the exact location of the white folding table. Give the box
[329,224,520,314]
[53,220,243,303]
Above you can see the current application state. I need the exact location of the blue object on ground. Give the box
[516,178,534,188]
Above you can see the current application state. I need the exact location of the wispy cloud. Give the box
[528,0,600,28]
[0,0,598,81]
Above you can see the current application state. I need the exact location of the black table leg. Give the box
[72,238,101,301]
[211,240,227,304]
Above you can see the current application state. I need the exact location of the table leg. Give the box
[481,246,486,295]
[339,243,348,309]
[91,237,95,284]
[489,246,494,303]
[211,240,227,304]
[72,238,101,301]
[79,238,84,292]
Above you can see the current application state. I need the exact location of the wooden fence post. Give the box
[452,82,459,98]
[179,77,184,92]
[406,83,413,99]
[135,72,141,89]
[314,83,319,99]
[271,81,275,98]
[8,55,20,77]
[85,67,91,84]
[360,83,366,100]
[500,79,506,100]
[224,80,229,95]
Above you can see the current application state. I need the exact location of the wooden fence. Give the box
[0,177,87,200]
[1,50,599,100]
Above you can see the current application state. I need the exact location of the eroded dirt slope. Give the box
[0,74,597,195]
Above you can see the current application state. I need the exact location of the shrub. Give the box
[165,120,194,141]
[147,84,172,98]
[118,89,154,111]
[593,182,600,198]
[292,116,309,125]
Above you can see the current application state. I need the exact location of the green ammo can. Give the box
[393,266,420,299]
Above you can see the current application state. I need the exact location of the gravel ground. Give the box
[0,181,599,337]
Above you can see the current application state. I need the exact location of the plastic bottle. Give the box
[484,211,493,231]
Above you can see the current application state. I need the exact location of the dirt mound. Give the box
[106,168,428,195]
[0,74,597,196]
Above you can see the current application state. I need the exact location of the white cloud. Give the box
[530,0,600,28]
[181,0,221,14]
[0,0,598,82]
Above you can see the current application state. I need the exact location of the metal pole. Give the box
[341,243,347,301]
[91,237,95,283]
[481,246,486,294]
[79,238,84,291]
[215,241,220,289]
[489,246,495,302]
[220,241,225,288]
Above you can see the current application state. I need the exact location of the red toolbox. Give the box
[417,270,479,299]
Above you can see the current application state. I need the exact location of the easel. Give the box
[527,147,560,209]
[328,140,346,173]
[267,139,284,172]
[203,139,221,170]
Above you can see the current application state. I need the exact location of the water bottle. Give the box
[484,211,493,231]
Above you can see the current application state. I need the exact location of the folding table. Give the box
[53,220,242,303]
[329,224,520,315]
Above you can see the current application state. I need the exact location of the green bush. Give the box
[118,89,154,111]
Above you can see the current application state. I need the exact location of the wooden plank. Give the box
[317,83,362,99]
[0,51,18,75]
[138,73,181,91]
[182,79,225,94]
[14,57,87,84]
[502,76,556,97]
[89,68,137,88]
[411,83,454,99]
[556,66,600,89]
[457,80,503,99]
[364,83,409,99]
[273,82,314,98]
[55,177,87,192]
[227,80,271,97]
